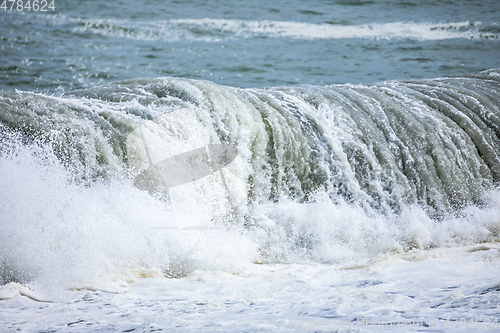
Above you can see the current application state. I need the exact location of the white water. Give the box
[1,73,499,331]
[68,17,500,42]
[1,138,499,331]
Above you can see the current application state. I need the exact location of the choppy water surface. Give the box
[1,0,499,332]
[1,0,499,91]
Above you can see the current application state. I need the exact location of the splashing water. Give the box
[0,70,499,293]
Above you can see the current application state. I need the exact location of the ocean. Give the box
[1,0,500,332]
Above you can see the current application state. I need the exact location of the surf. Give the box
[0,70,499,289]
[3,71,499,212]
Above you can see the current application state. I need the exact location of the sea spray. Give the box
[1,71,499,291]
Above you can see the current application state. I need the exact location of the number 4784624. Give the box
[1,0,55,11]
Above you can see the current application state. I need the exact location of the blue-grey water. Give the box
[1,0,499,91]
[1,1,500,332]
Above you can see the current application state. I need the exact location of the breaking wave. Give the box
[25,13,500,42]
[1,70,499,291]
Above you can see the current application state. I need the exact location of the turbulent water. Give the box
[1,0,500,332]
[1,70,500,293]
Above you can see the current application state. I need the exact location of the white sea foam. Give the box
[1,241,499,331]
[61,16,499,42]
[172,19,495,41]
[1,74,499,331]
[0,139,258,295]
[0,136,498,297]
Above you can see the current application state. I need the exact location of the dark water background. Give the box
[1,0,499,92]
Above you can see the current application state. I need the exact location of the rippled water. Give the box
[1,0,499,91]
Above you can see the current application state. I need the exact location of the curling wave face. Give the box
[1,71,499,289]
[2,70,499,212]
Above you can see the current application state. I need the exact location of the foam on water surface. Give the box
[0,71,499,331]
[1,0,499,329]
[0,244,499,332]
